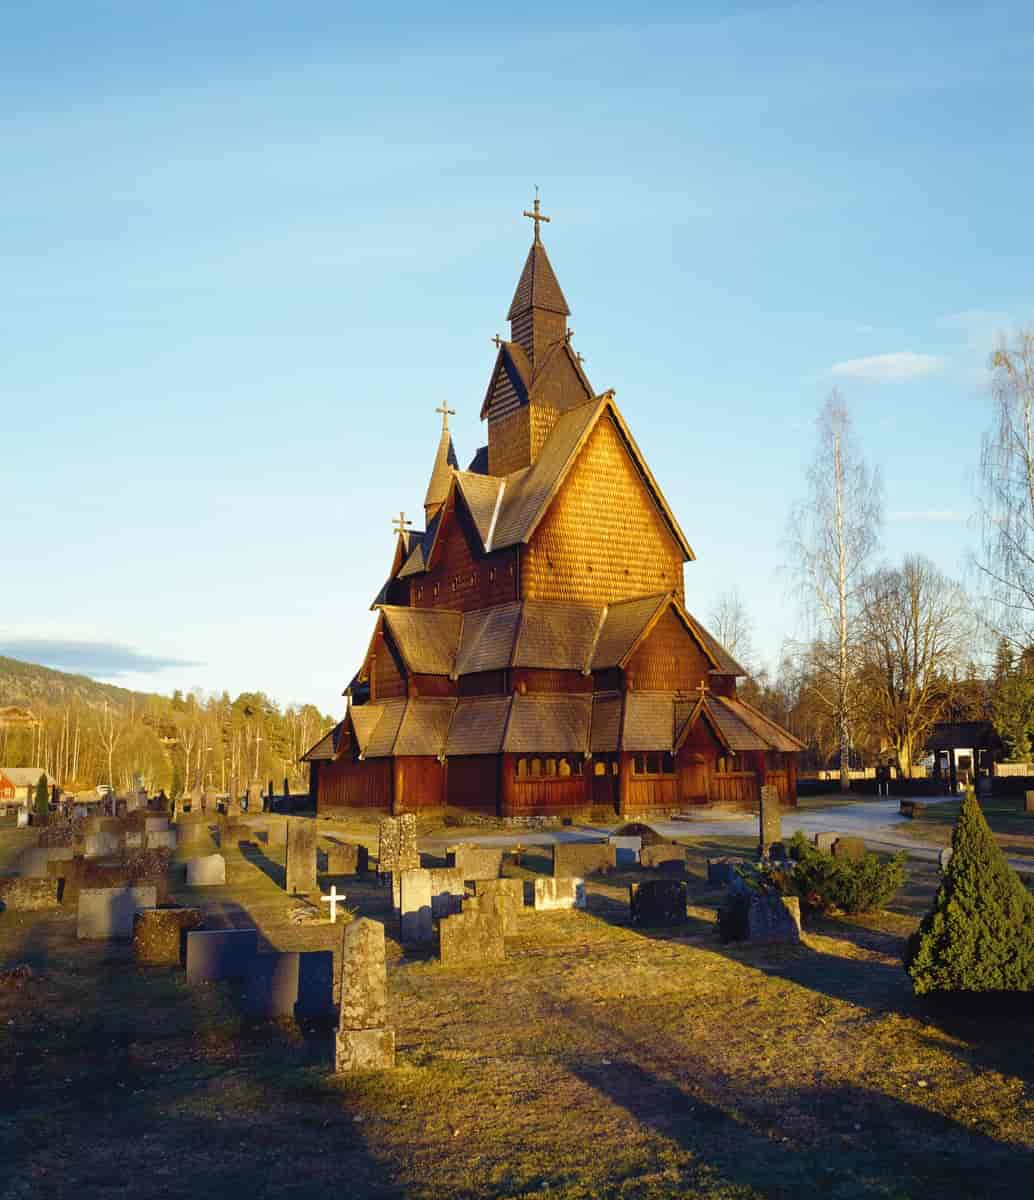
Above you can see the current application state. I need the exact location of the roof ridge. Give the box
[584,604,608,674]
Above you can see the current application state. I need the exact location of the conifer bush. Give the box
[905,792,1034,994]
[787,832,905,915]
[33,774,49,819]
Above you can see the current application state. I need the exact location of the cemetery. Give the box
[2,797,1033,1199]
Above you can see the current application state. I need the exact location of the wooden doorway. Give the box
[591,754,620,813]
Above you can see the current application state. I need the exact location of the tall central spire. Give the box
[507,191,570,368]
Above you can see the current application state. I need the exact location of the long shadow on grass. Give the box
[0,897,404,1199]
[561,1000,1030,1198]
[238,840,287,889]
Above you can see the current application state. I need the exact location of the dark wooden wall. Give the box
[317,756,391,813]
[446,755,500,812]
[410,492,519,613]
[370,632,406,701]
[394,756,445,811]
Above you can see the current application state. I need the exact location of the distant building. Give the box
[302,203,803,819]
[0,766,53,804]
[925,722,1003,789]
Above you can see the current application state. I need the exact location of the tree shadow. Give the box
[238,841,286,889]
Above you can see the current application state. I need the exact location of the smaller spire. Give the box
[522,186,551,244]
[424,406,459,520]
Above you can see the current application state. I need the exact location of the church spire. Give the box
[507,191,570,367]
[423,403,458,523]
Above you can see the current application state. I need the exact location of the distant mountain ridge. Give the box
[0,654,148,711]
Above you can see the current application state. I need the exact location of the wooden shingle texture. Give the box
[379,607,461,676]
[504,694,592,754]
[394,699,458,757]
[621,693,677,752]
[445,697,513,756]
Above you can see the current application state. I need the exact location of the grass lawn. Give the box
[2,817,1033,1199]
[898,795,1034,863]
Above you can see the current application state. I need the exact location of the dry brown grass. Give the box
[1,817,1032,1199]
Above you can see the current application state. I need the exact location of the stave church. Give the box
[303,199,803,820]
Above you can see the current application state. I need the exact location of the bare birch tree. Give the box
[709,588,755,671]
[95,701,125,789]
[787,390,882,789]
[977,329,1034,643]
[855,557,970,775]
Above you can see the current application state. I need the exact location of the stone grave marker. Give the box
[203,786,219,813]
[225,782,241,819]
[446,843,503,880]
[439,909,505,966]
[428,868,466,918]
[832,836,865,862]
[0,877,61,911]
[639,843,690,870]
[244,950,334,1019]
[759,784,782,857]
[533,877,586,911]
[146,830,177,851]
[144,817,169,834]
[746,894,802,943]
[84,831,122,859]
[553,841,616,877]
[463,891,517,936]
[939,845,954,871]
[20,846,74,879]
[813,832,840,853]
[336,917,395,1072]
[186,854,226,886]
[321,885,346,923]
[125,831,144,850]
[400,869,433,945]
[325,842,369,875]
[185,928,259,984]
[609,835,642,867]
[629,880,688,927]
[16,808,29,828]
[133,907,204,964]
[247,782,264,814]
[189,786,203,812]
[286,818,318,894]
[77,885,157,940]
[707,858,738,886]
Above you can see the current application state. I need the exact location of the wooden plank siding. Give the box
[509,775,588,814]
[317,755,391,813]
[370,632,406,701]
[512,668,592,694]
[394,756,445,812]
[446,755,500,812]
[410,491,519,612]
[713,772,757,809]
[521,415,686,606]
[626,608,711,692]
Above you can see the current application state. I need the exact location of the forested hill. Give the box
[0,654,335,795]
[0,655,140,709]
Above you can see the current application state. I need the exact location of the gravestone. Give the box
[336,918,395,1072]
[446,843,503,880]
[225,781,241,819]
[16,808,29,828]
[186,928,259,983]
[400,869,433,945]
[0,877,61,911]
[77,885,157,940]
[473,877,524,910]
[190,786,203,812]
[613,822,667,846]
[832,836,866,862]
[629,879,688,927]
[325,842,368,875]
[20,847,74,879]
[463,891,517,935]
[939,845,954,871]
[247,782,264,814]
[286,818,317,895]
[553,841,616,877]
[203,786,219,814]
[746,894,802,943]
[429,868,467,918]
[84,831,122,859]
[533,877,586,911]
[813,832,840,853]
[186,854,226,886]
[439,909,505,966]
[221,821,253,848]
[243,950,334,1019]
[639,843,690,870]
[144,817,169,834]
[125,831,144,850]
[759,784,781,857]
[707,858,738,886]
[260,822,287,847]
[377,816,404,876]
[609,835,642,867]
[133,907,204,964]
[146,830,177,851]
[178,818,213,850]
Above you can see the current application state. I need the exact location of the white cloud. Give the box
[829,351,946,383]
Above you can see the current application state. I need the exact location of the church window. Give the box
[516,758,527,778]
[558,758,571,777]
[530,758,542,777]
[433,583,440,599]
[416,586,424,601]
[633,753,676,777]
[489,567,496,583]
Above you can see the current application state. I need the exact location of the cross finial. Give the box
[565,329,574,343]
[522,186,551,243]
[392,511,412,537]
[435,402,455,431]
[575,351,585,366]
[492,333,503,348]
[697,680,709,697]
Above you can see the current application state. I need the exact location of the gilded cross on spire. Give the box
[435,402,455,431]
[522,186,551,243]
[391,511,412,538]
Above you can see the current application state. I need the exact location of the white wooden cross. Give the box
[321,885,345,923]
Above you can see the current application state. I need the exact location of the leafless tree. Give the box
[978,329,1034,644]
[95,701,125,790]
[855,556,971,776]
[787,390,882,789]
[709,588,755,672]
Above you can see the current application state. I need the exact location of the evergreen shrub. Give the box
[33,774,49,819]
[905,792,1034,994]
[787,832,905,915]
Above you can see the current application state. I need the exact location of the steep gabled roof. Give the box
[467,445,489,474]
[445,696,513,756]
[394,699,457,757]
[507,239,570,320]
[454,603,522,676]
[397,512,438,578]
[621,692,677,752]
[454,471,506,548]
[300,724,340,763]
[513,600,600,670]
[504,694,591,753]
[363,698,408,758]
[349,704,384,755]
[378,606,462,676]
[480,341,531,419]
[424,427,459,512]
[589,691,623,753]
[591,595,670,670]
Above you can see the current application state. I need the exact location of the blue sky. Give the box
[3,1,1031,715]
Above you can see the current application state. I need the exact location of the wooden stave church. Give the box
[303,205,804,819]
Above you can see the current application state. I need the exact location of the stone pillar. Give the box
[247,781,264,814]
[285,818,317,895]
[758,783,782,859]
[618,752,634,818]
[336,918,395,1072]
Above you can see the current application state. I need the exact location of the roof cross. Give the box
[492,333,503,348]
[522,187,551,243]
[697,680,709,698]
[391,511,412,537]
[565,328,574,343]
[435,402,455,431]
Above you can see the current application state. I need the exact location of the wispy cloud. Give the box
[830,352,946,383]
[887,509,967,523]
[0,637,202,678]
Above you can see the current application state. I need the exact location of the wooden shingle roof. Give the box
[394,699,457,757]
[423,428,458,512]
[507,239,570,320]
[300,724,340,763]
[350,704,385,755]
[454,603,522,676]
[504,694,592,753]
[589,691,623,753]
[513,600,600,670]
[380,606,462,676]
[363,698,408,758]
[621,693,677,752]
[445,697,513,756]
[590,595,669,670]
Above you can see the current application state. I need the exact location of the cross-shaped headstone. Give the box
[321,885,346,923]
[435,402,455,431]
[522,187,551,242]
[391,511,412,537]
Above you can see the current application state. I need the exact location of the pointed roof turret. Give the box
[507,192,570,321]
[424,403,459,520]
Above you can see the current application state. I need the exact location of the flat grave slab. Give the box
[186,854,226,886]
[243,950,334,1019]
[629,879,688,927]
[133,907,204,964]
[533,877,586,911]
[553,841,616,877]
[185,928,259,984]
[77,885,157,940]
